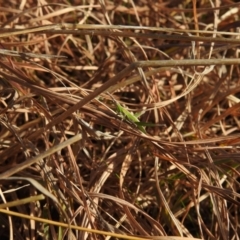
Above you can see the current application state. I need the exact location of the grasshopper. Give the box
[110,95,146,133]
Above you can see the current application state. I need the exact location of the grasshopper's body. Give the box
[112,98,146,133]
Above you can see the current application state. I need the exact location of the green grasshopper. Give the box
[110,96,146,133]
[110,96,165,133]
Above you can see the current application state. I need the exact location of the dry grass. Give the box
[0,1,240,239]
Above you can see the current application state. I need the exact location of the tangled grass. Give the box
[0,1,240,240]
